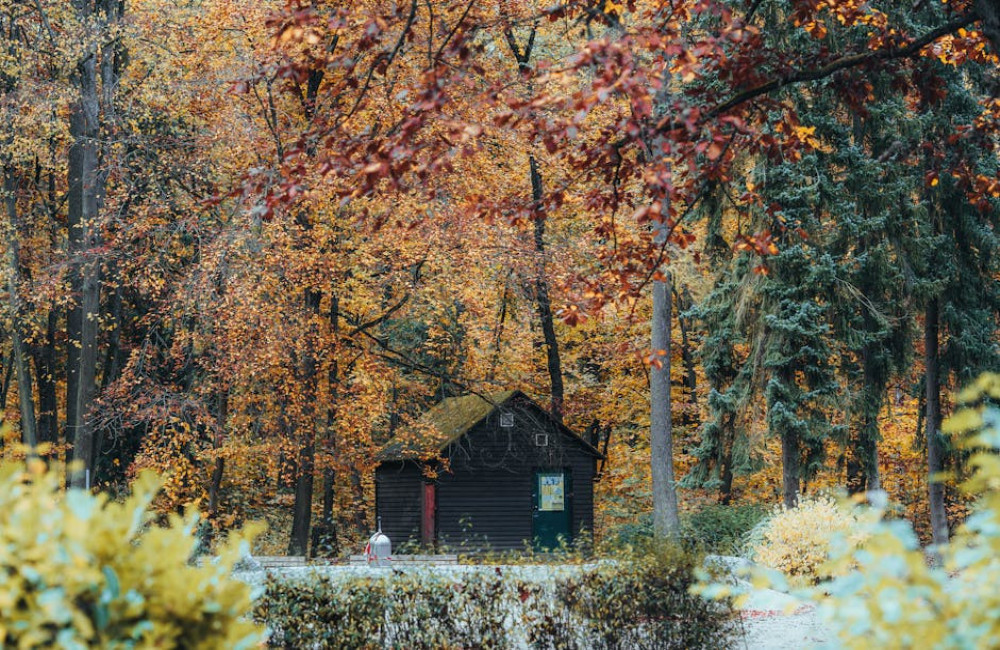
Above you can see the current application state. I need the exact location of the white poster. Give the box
[539,474,565,511]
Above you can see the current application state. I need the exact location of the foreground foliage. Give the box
[256,543,736,649]
[700,374,1000,649]
[0,459,261,649]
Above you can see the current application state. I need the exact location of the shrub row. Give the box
[254,545,737,649]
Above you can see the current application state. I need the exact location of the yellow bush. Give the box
[0,458,262,649]
[750,494,868,586]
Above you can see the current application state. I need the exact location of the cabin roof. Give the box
[378,390,602,462]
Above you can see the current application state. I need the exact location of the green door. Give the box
[532,470,572,550]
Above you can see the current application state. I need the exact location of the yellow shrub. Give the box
[0,458,262,649]
[750,494,868,586]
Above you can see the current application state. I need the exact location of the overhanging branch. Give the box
[656,11,980,132]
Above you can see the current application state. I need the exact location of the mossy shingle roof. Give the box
[378,391,517,461]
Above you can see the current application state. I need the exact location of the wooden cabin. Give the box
[375,390,603,552]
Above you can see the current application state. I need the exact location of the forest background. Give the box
[1,0,999,555]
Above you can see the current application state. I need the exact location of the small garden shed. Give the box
[375,390,603,552]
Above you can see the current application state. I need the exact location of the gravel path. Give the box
[729,584,832,649]
[735,608,831,649]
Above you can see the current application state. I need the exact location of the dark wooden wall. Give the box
[375,397,597,553]
[374,461,423,547]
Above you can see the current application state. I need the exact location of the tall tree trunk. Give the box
[208,391,228,519]
[288,428,315,556]
[487,280,510,383]
[529,156,565,421]
[0,353,12,414]
[719,413,736,505]
[780,370,800,507]
[860,344,882,492]
[505,28,564,421]
[32,311,58,447]
[3,167,38,450]
[781,429,800,508]
[322,295,340,526]
[288,289,322,556]
[66,31,102,489]
[673,283,698,396]
[99,284,124,391]
[651,278,680,538]
[925,298,949,546]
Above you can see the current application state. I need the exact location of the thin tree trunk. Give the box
[529,156,564,422]
[719,413,736,505]
[34,311,58,446]
[288,432,315,556]
[860,345,882,492]
[651,278,680,538]
[505,28,564,421]
[673,283,698,396]
[925,298,948,546]
[781,429,800,508]
[322,295,340,526]
[4,168,37,450]
[208,391,228,518]
[288,289,322,556]
[780,370,800,507]
[99,284,124,391]
[0,353,12,413]
[487,280,510,383]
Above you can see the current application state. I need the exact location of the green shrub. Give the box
[255,544,737,649]
[609,505,767,555]
[0,458,262,649]
[682,503,768,554]
[606,514,653,548]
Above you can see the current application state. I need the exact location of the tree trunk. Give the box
[651,278,680,538]
[719,413,736,505]
[208,391,228,518]
[34,311,59,446]
[322,294,340,526]
[288,434,315,555]
[780,367,800,508]
[4,177,37,450]
[529,156,564,422]
[66,36,102,489]
[288,289,322,556]
[673,283,698,396]
[0,353,12,414]
[781,427,800,508]
[504,33,565,421]
[925,298,949,546]
[860,344,882,492]
[487,281,510,383]
[99,284,124,391]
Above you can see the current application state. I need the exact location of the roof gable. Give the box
[378,390,602,462]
